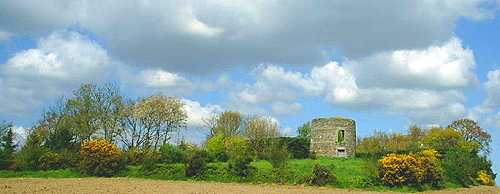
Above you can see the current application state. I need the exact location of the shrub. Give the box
[141,149,160,175]
[441,146,492,187]
[378,150,442,187]
[39,151,65,170]
[125,147,146,165]
[476,170,495,186]
[142,163,186,180]
[159,144,186,164]
[178,142,198,161]
[280,137,310,159]
[206,135,228,162]
[265,141,289,169]
[378,153,419,186]
[185,150,209,177]
[309,164,336,186]
[200,163,234,182]
[417,149,443,187]
[422,128,463,154]
[270,167,291,184]
[80,139,125,177]
[228,154,254,177]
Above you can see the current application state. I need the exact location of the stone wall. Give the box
[310,117,356,157]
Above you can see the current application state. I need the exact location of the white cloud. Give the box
[139,69,191,88]
[0,31,114,115]
[0,0,496,72]
[271,102,303,116]
[468,69,500,129]
[349,37,477,89]
[237,59,467,124]
[483,69,500,110]
[182,99,222,128]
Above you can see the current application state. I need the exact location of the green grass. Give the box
[0,157,467,193]
[0,169,81,178]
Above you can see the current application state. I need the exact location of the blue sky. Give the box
[1,0,500,182]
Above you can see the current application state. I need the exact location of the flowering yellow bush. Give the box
[417,149,442,186]
[80,139,124,176]
[378,149,442,186]
[476,170,495,186]
[378,153,419,185]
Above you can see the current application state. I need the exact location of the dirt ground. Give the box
[0,178,498,194]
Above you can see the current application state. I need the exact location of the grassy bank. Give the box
[0,157,465,192]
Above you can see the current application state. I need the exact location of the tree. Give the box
[118,100,149,150]
[204,111,245,137]
[65,84,126,142]
[244,116,280,158]
[216,111,243,136]
[133,95,187,149]
[0,122,16,169]
[297,122,311,139]
[35,100,78,152]
[448,119,491,154]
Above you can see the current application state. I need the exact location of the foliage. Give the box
[206,135,228,162]
[0,169,81,178]
[421,127,464,154]
[79,139,125,176]
[378,153,419,186]
[265,140,289,169]
[378,149,443,187]
[185,150,209,177]
[14,127,48,170]
[228,155,254,177]
[280,137,310,159]
[141,163,186,180]
[206,135,250,162]
[124,147,146,165]
[441,146,494,187]
[297,122,311,139]
[216,111,243,136]
[133,95,187,149]
[357,129,421,158]
[245,116,279,159]
[309,164,336,186]
[65,84,126,142]
[417,149,443,187]
[0,123,16,169]
[39,151,65,170]
[140,149,160,174]
[476,170,495,186]
[159,144,186,164]
[448,119,491,154]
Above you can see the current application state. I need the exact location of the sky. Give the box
[1,0,500,181]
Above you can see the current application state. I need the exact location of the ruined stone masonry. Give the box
[310,117,356,157]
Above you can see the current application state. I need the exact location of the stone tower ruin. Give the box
[310,117,356,157]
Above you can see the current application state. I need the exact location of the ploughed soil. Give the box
[0,178,498,194]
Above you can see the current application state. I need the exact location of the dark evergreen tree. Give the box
[0,122,16,169]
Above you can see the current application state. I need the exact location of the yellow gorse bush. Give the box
[476,170,495,186]
[80,139,124,176]
[80,139,121,158]
[378,149,442,186]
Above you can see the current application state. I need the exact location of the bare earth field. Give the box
[0,178,498,194]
